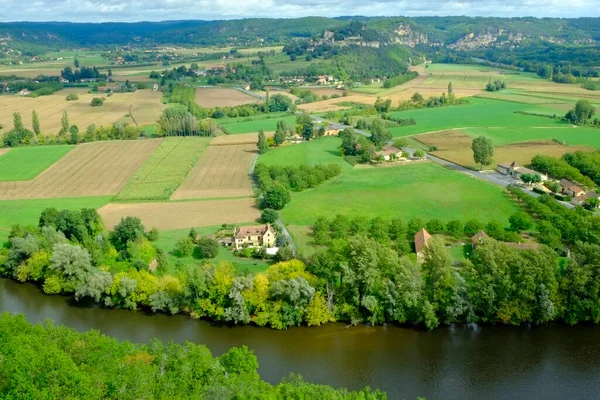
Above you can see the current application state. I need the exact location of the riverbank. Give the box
[2,278,600,399]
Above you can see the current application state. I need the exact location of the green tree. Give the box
[446,220,463,238]
[32,110,40,136]
[74,58,80,68]
[374,97,392,113]
[521,173,541,186]
[264,183,291,210]
[69,125,79,144]
[411,92,424,103]
[196,237,219,259]
[274,120,287,146]
[566,100,595,125]
[175,237,195,257]
[464,219,484,237]
[509,212,532,233]
[111,216,145,251]
[301,120,314,141]
[471,135,494,171]
[59,111,69,137]
[257,129,268,154]
[422,237,455,324]
[261,208,279,224]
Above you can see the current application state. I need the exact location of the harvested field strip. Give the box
[210,131,274,145]
[171,143,257,200]
[98,198,260,230]
[195,87,260,108]
[0,149,10,157]
[115,137,210,201]
[0,140,160,200]
[0,145,73,181]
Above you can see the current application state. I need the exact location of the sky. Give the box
[0,0,598,22]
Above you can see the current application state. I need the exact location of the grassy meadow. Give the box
[259,136,352,171]
[0,145,73,181]
[218,114,297,134]
[279,162,519,253]
[115,137,210,201]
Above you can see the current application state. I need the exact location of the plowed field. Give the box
[171,143,256,200]
[0,140,160,199]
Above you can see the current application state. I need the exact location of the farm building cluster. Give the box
[497,160,600,208]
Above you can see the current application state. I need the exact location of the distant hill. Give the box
[1,17,599,72]
[1,17,599,50]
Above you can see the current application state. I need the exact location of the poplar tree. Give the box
[257,129,268,154]
[32,110,41,136]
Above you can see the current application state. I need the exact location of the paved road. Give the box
[249,153,297,254]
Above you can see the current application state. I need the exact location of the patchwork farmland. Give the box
[98,198,261,230]
[171,143,257,200]
[0,140,160,199]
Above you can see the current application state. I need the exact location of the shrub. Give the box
[90,97,104,107]
[196,237,219,259]
[175,237,195,257]
[65,93,79,101]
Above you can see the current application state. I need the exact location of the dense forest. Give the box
[0,313,384,399]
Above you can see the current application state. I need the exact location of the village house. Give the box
[152,83,159,91]
[18,89,30,96]
[414,228,432,262]
[375,145,403,161]
[234,224,277,250]
[560,179,586,198]
[571,191,600,207]
[59,77,69,84]
[471,230,488,249]
[497,161,547,181]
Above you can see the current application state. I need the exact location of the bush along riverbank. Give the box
[2,199,600,330]
[0,313,386,399]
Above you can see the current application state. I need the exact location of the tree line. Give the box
[254,163,342,210]
[2,110,144,147]
[0,313,384,399]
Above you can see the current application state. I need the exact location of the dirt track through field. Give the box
[0,149,11,157]
[98,198,260,230]
[0,140,160,199]
[171,143,256,199]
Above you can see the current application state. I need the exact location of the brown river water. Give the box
[1,278,599,399]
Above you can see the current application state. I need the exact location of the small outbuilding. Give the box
[414,228,432,262]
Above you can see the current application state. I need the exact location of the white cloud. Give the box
[0,0,598,21]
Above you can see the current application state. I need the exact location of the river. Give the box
[1,278,599,399]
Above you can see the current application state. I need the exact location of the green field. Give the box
[218,114,297,134]
[279,163,519,252]
[116,137,210,201]
[389,98,600,148]
[0,146,73,181]
[154,225,271,274]
[258,137,352,171]
[0,196,113,243]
